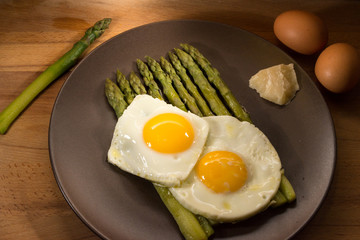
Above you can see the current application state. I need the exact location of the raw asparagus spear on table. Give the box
[0,18,112,134]
[181,43,252,123]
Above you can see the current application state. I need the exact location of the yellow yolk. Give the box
[143,113,194,153]
[196,151,248,193]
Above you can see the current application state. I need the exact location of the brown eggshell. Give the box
[315,43,360,93]
[274,10,328,55]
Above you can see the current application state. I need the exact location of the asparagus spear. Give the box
[104,78,128,118]
[174,48,231,116]
[129,71,147,95]
[181,43,252,123]
[196,215,215,237]
[160,57,203,116]
[154,185,208,240]
[270,190,288,208]
[0,18,112,134]
[116,69,135,104]
[145,56,187,112]
[136,59,163,100]
[168,52,213,117]
[279,173,296,203]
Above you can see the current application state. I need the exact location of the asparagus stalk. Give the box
[195,215,215,237]
[116,69,135,104]
[136,59,163,100]
[129,71,147,95]
[154,185,208,240]
[174,48,231,116]
[168,52,213,117]
[181,43,252,123]
[0,18,112,134]
[104,78,128,118]
[270,190,288,208]
[279,173,296,203]
[145,56,187,112]
[160,57,203,116]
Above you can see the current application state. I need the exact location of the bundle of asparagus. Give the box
[105,44,296,240]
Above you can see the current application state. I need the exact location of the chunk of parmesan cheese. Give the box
[249,63,299,105]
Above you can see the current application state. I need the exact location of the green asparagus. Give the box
[168,52,213,117]
[174,48,231,116]
[0,18,112,134]
[154,185,208,240]
[116,69,135,104]
[136,59,163,100]
[270,190,288,208]
[160,57,203,116]
[181,43,252,123]
[196,215,215,237]
[129,71,147,95]
[279,173,296,203]
[104,78,128,118]
[145,56,187,112]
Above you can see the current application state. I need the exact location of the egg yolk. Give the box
[143,113,194,153]
[196,151,248,193]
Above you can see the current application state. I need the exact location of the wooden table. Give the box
[1,1,359,239]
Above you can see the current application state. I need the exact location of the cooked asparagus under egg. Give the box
[108,95,282,222]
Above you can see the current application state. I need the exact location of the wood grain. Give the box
[1,0,359,239]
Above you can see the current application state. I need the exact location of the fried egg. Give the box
[169,116,282,222]
[107,94,209,187]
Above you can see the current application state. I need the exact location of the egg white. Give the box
[107,94,209,187]
[169,116,282,222]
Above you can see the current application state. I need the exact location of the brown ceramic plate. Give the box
[49,20,336,240]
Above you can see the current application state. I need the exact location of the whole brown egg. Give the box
[274,10,328,55]
[315,43,360,93]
